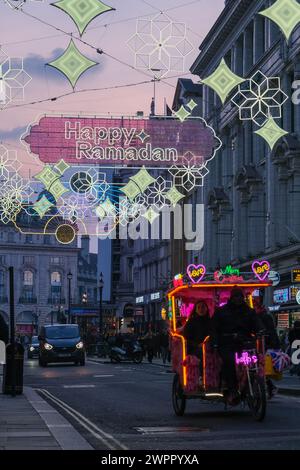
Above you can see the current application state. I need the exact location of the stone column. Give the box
[254,16,265,64]
[243,22,254,75]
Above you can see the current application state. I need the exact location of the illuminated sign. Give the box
[252,260,270,281]
[150,292,161,301]
[173,274,183,288]
[136,296,144,304]
[220,265,240,276]
[297,291,300,306]
[273,288,289,304]
[187,264,206,284]
[290,286,300,302]
[291,268,300,283]
[23,115,221,169]
[235,352,258,366]
[277,313,289,329]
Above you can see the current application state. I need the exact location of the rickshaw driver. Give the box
[212,287,264,405]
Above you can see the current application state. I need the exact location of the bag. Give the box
[267,349,290,373]
[265,354,275,376]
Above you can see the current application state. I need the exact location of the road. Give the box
[24,358,300,450]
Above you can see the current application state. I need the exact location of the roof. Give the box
[172,78,203,110]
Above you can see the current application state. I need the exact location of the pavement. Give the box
[1,359,300,450]
[0,365,92,450]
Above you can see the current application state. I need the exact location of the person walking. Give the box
[160,329,169,365]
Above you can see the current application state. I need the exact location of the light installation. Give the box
[252,260,271,281]
[4,0,43,9]
[0,48,32,109]
[259,0,300,42]
[186,264,206,284]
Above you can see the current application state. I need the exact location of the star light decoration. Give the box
[259,0,300,42]
[0,144,22,183]
[3,0,43,10]
[169,152,209,193]
[0,48,32,109]
[231,71,288,127]
[0,173,35,223]
[201,58,244,104]
[127,12,194,79]
[52,0,115,36]
[255,117,288,150]
[48,40,98,89]
[69,169,109,201]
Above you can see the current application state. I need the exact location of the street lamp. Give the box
[67,272,73,324]
[98,272,104,339]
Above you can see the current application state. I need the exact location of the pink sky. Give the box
[0,0,224,176]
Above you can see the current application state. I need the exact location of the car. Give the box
[28,335,40,359]
[38,324,85,367]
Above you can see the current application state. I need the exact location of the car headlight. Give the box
[76,341,84,349]
[30,346,35,352]
[44,343,53,350]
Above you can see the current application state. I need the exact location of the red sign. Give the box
[16,324,34,334]
[23,115,221,167]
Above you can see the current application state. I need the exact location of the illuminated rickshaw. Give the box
[168,261,271,422]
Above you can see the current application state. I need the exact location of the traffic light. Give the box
[82,292,88,304]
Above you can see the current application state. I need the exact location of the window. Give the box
[22,271,34,302]
[23,256,34,264]
[25,235,33,244]
[50,257,62,265]
[23,271,33,286]
[0,255,5,265]
[0,270,6,300]
[50,271,62,303]
[44,235,51,245]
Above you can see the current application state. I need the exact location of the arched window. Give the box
[51,272,61,285]
[23,270,33,286]
[50,272,62,303]
[22,270,34,302]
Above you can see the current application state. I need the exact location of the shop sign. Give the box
[291,268,300,283]
[136,296,144,304]
[273,288,289,304]
[150,292,161,301]
[290,286,300,302]
[277,313,289,329]
[134,308,144,317]
[269,271,280,287]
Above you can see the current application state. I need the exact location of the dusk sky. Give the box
[0,0,224,176]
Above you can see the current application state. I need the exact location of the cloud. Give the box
[0,125,27,141]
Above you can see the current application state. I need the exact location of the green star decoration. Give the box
[201,58,244,104]
[175,105,191,122]
[187,99,198,111]
[142,207,159,224]
[121,181,141,202]
[165,186,185,207]
[33,196,54,219]
[49,180,68,200]
[52,0,115,36]
[48,40,98,89]
[255,117,288,150]
[35,167,59,190]
[130,167,156,193]
[54,159,70,175]
[259,0,300,42]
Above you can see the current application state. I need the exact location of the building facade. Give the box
[0,216,79,335]
[189,0,300,328]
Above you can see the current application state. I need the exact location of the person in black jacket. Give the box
[0,314,8,344]
[212,287,264,404]
[183,300,211,358]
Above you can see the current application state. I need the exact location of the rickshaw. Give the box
[168,263,271,422]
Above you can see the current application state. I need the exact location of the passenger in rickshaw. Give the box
[213,287,264,405]
[182,301,212,375]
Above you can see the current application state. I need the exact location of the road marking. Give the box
[37,389,128,451]
[93,375,115,378]
[63,385,96,389]
[135,427,210,434]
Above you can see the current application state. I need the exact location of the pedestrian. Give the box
[0,315,8,344]
[143,329,155,363]
[159,329,169,365]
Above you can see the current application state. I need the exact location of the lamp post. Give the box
[67,272,73,324]
[98,272,104,339]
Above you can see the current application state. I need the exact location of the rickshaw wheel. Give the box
[172,374,186,416]
[247,375,266,422]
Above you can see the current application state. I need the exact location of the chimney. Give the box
[81,235,90,259]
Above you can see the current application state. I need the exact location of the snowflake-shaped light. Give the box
[118,198,146,226]
[0,144,22,184]
[57,194,94,222]
[0,48,32,109]
[69,169,109,202]
[143,176,172,210]
[168,152,210,192]
[127,12,194,79]
[4,0,44,10]
[0,173,34,223]
[231,71,288,127]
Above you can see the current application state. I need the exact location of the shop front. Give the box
[269,284,300,333]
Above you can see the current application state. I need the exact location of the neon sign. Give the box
[187,264,206,284]
[252,260,270,281]
[220,265,240,276]
[235,352,258,366]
